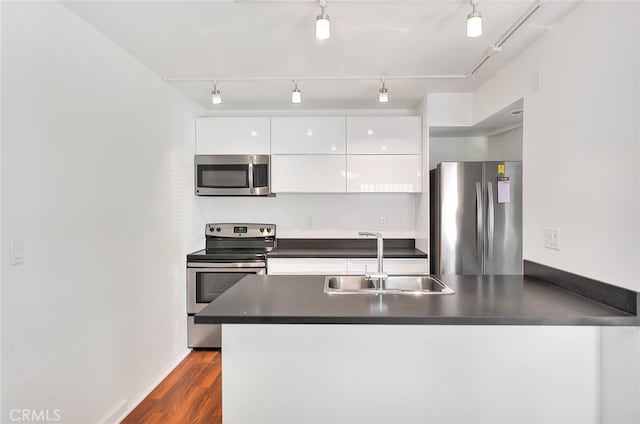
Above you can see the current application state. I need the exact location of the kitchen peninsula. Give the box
[196,264,640,424]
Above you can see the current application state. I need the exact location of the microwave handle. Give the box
[248,159,254,193]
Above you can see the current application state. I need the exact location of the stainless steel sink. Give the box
[324,275,454,295]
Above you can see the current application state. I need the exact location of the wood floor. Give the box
[122,350,222,424]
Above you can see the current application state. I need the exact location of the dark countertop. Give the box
[195,274,639,326]
[267,238,427,259]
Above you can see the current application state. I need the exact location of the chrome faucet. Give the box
[358,231,387,290]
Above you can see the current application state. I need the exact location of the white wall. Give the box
[426,93,473,126]
[429,136,490,169]
[196,193,417,239]
[474,1,640,291]
[488,126,523,162]
[1,2,202,423]
[429,129,523,170]
[0,1,3,416]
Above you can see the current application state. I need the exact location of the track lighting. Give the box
[378,80,389,103]
[316,1,330,40]
[467,0,482,38]
[211,81,222,104]
[291,81,302,104]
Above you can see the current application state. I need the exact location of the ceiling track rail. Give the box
[233,0,460,3]
[165,0,544,84]
[163,75,467,83]
[466,0,543,76]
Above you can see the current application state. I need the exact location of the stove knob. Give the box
[259,227,265,233]
[267,228,272,233]
[216,227,221,232]
[209,227,215,232]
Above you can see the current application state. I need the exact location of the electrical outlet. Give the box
[379,215,387,229]
[306,216,314,229]
[544,228,560,250]
[10,239,25,265]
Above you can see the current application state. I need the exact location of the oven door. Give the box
[195,155,270,196]
[187,262,266,314]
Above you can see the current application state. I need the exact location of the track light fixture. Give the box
[291,80,302,104]
[378,80,389,103]
[316,0,330,40]
[211,81,222,104]
[467,0,482,38]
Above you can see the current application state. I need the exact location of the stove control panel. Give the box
[205,223,276,238]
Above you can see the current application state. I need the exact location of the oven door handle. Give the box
[189,267,266,274]
[187,262,266,269]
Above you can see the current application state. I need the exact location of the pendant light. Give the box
[291,80,302,104]
[316,1,330,40]
[467,0,482,38]
[378,80,389,103]
[211,81,222,104]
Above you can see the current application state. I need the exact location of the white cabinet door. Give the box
[268,257,427,275]
[347,258,429,275]
[347,155,422,192]
[272,155,346,193]
[271,117,346,154]
[346,116,421,154]
[196,117,270,154]
[267,258,348,275]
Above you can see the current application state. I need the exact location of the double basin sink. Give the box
[324,275,454,295]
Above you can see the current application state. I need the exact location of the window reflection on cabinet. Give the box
[347,155,422,193]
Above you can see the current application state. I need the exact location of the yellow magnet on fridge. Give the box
[498,164,505,174]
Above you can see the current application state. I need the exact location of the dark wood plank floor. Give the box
[122,350,222,424]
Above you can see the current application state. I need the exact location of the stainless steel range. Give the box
[187,223,276,348]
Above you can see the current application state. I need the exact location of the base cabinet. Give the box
[267,258,428,275]
[347,258,428,275]
[267,258,348,275]
[222,325,600,424]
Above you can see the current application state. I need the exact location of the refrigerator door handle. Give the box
[475,182,483,260]
[487,181,495,260]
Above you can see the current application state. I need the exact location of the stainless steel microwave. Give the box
[194,155,270,196]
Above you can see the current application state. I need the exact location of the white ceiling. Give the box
[63,0,578,110]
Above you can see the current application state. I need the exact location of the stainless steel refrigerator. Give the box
[430,161,522,275]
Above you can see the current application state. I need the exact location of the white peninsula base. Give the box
[221,324,607,424]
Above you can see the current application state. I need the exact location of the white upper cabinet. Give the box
[347,155,422,193]
[346,116,421,154]
[271,117,346,154]
[196,117,270,154]
[271,155,346,193]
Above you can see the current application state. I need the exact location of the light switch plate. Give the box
[10,239,25,265]
[544,228,560,250]
[379,216,387,229]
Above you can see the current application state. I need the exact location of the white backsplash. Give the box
[196,193,418,238]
